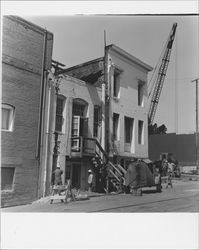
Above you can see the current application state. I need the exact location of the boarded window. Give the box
[138,120,144,144]
[113,113,119,140]
[1,167,15,190]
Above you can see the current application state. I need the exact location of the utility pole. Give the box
[191,78,199,174]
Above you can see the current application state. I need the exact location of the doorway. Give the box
[71,163,81,189]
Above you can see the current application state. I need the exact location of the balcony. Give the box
[71,136,96,157]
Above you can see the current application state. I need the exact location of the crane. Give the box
[148,23,177,126]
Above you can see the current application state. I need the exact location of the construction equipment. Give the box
[148,23,177,125]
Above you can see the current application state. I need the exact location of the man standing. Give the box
[88,169,94,193]
[54,167,63,186]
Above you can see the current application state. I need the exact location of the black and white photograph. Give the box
[1,1,198,249]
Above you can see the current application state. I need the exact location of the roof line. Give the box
[58,57,104,74]
[4,16,53,36]
[107,44,153,71]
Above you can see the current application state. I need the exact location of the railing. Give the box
[83,137,96,155]
[71,136,96,157]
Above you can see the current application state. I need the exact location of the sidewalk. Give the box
[32,190,106,205]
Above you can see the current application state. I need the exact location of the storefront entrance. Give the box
[71,163,81,189]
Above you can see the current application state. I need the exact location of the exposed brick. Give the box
[1,16,53,207]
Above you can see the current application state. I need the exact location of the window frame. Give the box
[55,95,66,133]
[113,112,120,141]
[1,103,15,132]
[137,80,145,107]
[113,67,122,99]
[1,167,16,191]
[124,116,133,143]
[138,120,144,145]
[93,105,101,138]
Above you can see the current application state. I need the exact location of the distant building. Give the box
[149,133,196,166]
[1,16,53,207]
[48,44,152,192]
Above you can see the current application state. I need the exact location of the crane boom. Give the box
[148,23,177,125]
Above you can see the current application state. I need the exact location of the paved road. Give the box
[2,179,199,212]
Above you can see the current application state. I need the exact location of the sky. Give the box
[2,1,199,134]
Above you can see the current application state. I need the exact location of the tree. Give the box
[148,123,167,135]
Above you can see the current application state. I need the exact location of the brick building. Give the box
[1,16,53,206]
[48,45,152,192]
[149,133,197,167]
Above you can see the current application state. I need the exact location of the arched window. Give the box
[72,98,88,117]
[1,103,15,132]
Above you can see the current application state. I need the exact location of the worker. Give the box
[166,167,173,188]
[161,159,168,176]
[88,169,94,193]
[54,167,63,186]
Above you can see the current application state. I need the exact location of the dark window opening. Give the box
[65,165,71,182]
[113,69,120,98]
[93,105,101,137]
[113,113,119,140]
[138,120,144,144]
[55,96,64,132]
[138,81,145,106]
[125,117,133,143]
[1,167,15,190]
[73,103,85,116]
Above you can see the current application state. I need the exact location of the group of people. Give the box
[52,157,174,197]
[52,167,94,192]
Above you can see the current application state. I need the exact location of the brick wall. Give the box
[1,16,53,207]
[149,133,196,165]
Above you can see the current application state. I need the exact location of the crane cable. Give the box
[175,28,178,134]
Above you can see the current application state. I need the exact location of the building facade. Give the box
[48,45,152,192]
[1,16,53,207]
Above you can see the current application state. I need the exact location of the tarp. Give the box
[125,161,155,188]
[142,158,152,164]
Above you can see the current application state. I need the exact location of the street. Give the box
[2,179,199,213]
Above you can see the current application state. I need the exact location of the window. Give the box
[73,103,85,116]
[1,104,15,131]
[1,167,15,190]
[113,113,119,140]
[138,80,145,106]
[124,117,134,143]
[93,105,101,137]
[113,68,121,98]
[124,116,135,153]
[71,99,88,152]
[138,120,144,144]
[55,96,65,132]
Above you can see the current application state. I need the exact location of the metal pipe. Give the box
[42,72,52,197]
[191,78,199,174]
[36,30,48,198]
